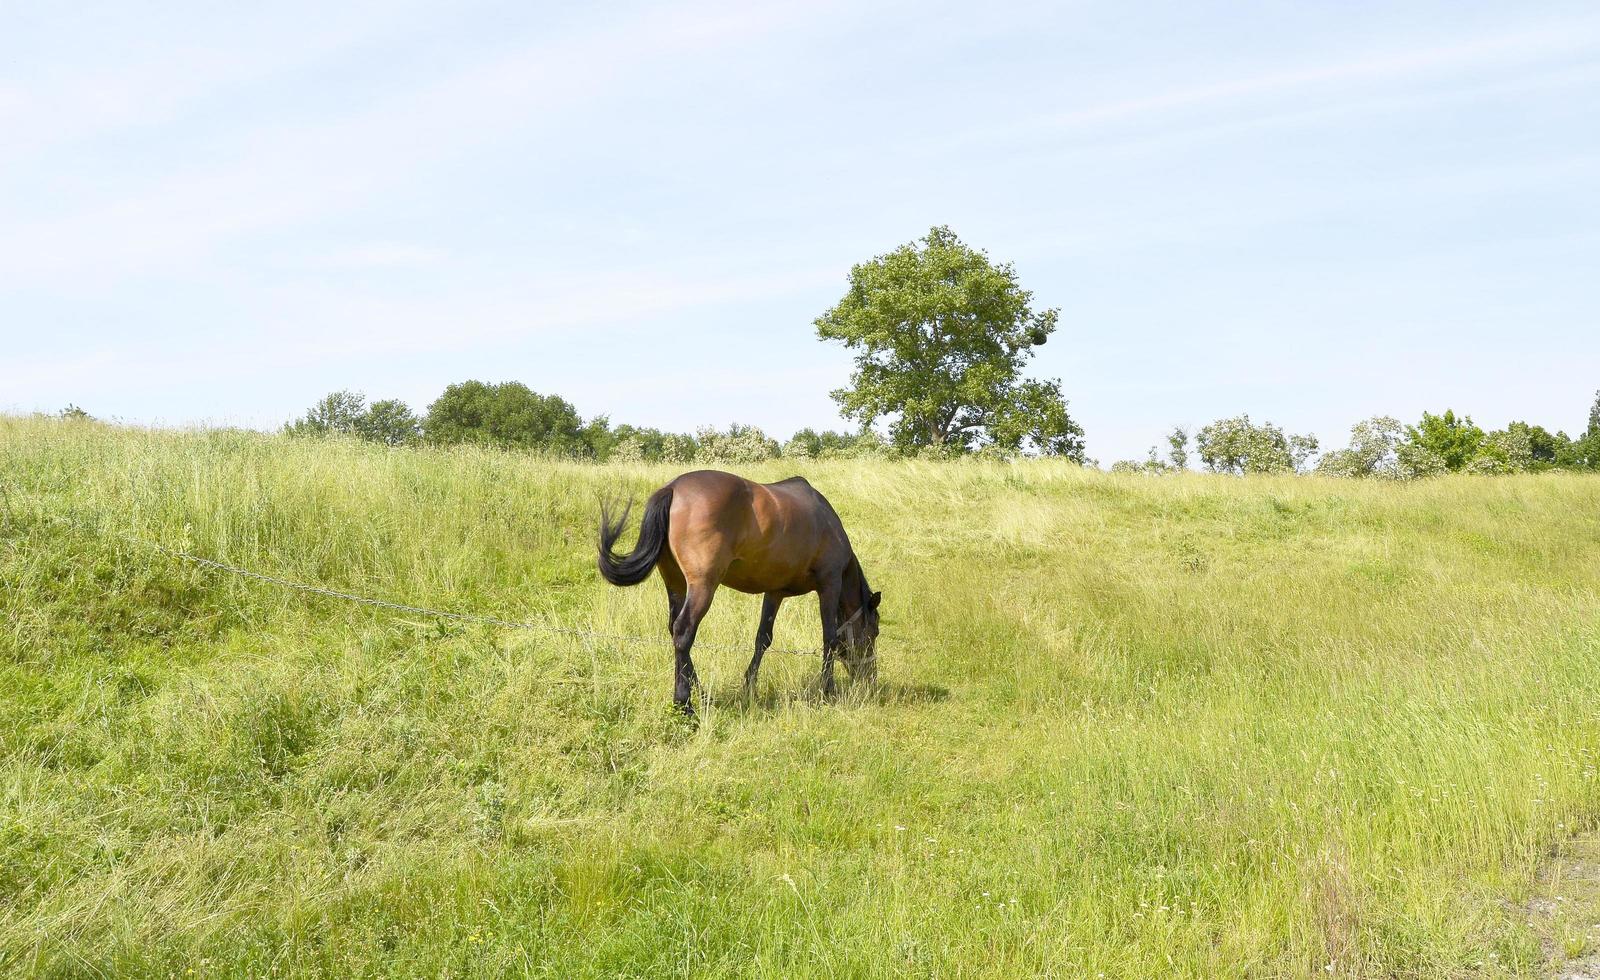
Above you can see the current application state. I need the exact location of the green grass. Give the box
[4,415,1600,978]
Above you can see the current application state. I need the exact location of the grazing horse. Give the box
[597,469,881,712]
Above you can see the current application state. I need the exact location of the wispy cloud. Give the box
[315,243,451,270]
[0,0,831,285]
[0,260,838,407]
[0,3,433,162]
[1051,20,1599,128]
[5,3,1597,457]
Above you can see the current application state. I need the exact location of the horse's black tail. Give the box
[597,487,672,587]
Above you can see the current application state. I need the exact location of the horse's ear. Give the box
[869,590,882,609]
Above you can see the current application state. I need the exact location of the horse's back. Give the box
[666,470,757,527]
[672,469,754,496]
[662,470,844,592]
[668,471,821,517]
[767,475,846,524]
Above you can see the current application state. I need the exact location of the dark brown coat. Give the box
[598,470,880,710]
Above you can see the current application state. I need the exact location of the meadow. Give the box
[4,414,1600,978]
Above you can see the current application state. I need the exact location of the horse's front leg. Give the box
[745,592,783,696]
[816,582,841,698]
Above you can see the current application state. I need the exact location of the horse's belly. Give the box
[720,559,810,596]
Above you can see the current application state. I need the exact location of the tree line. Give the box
[282,381,889,463]
[1111,397,1600,477]
[286,227,1086,464]
[281,380,1600,477]
[47,224,1600,477]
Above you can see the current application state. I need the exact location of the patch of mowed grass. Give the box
[3,416,1600,977]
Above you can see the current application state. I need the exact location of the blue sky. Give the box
[3,0,1598,463]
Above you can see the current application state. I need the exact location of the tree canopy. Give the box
[285,390,368,438]
[284,390,422,446]
[1571,391,1600,469]
[1404,410,1485,472]
[1195,415,1317,475]
[361,399,422,447]
[815,226,1084,460]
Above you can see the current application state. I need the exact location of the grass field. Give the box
[4,415,1600,978]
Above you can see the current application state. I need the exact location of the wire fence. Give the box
[147,542,828,658]
[7,495,832,660]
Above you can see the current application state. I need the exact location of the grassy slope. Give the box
[3,415,1600,978]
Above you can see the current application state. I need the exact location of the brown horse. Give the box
[597,469,881,711]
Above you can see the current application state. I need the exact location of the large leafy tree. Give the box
[815,226,1084,459]
[423,381,590,455]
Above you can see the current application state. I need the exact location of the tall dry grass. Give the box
[3,415,1599,977]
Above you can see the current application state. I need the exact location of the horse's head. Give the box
[839,559,882,681]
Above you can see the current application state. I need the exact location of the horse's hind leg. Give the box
[656,557,693,711]
[659,556,687,639]
[670,580,717,713]
[744,592,784,696]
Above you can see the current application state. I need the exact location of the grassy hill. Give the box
[4,415,1600,977]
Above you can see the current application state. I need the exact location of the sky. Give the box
[3,0,1598,463]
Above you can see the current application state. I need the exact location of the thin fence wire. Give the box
[148,543,828,657]
[6,495,831,659]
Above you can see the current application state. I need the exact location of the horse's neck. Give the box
[842,553,868,596]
